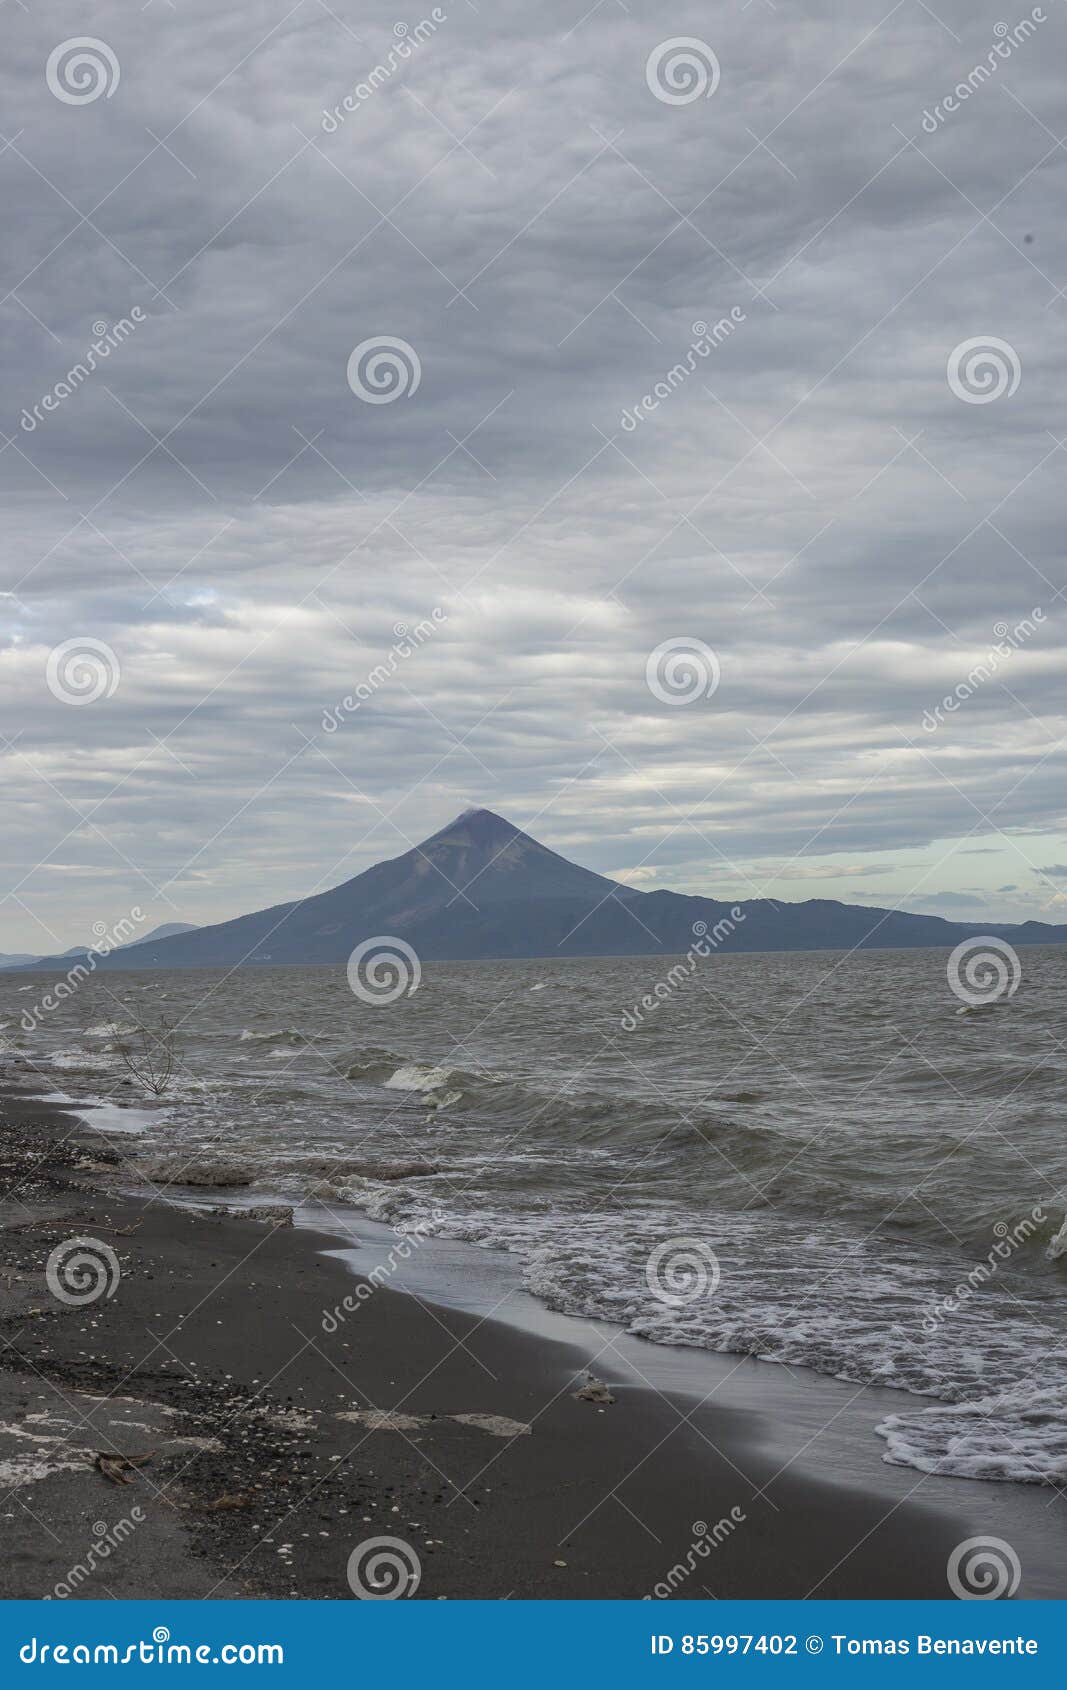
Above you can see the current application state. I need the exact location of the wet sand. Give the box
[0,1083,973,1600]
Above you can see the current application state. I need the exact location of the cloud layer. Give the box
[2,0,1065,949]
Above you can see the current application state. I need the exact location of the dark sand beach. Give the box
[0,1082,977,1600]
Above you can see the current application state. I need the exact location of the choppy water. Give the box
[3,944,1066,1485]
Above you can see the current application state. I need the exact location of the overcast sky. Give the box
[1,0,1065,951]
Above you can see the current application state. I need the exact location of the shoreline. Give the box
[0,1081,1037,1600]
[301,1206,1067,1598]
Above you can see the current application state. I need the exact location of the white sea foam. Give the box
[383,1062,456,1091]
[318,1184,1067,1485]
[238,1027,319,1045]
[381,1063,465,1106]
[877,1384,1067,1483]
[46,1047,114,1072]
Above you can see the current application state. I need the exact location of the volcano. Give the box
[17,806,1067,969]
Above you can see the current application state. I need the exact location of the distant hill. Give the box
[1,922,197,971]
[127,923,199,946]
[13,808,1067,970]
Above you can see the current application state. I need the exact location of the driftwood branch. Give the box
[113,1019,179,1096]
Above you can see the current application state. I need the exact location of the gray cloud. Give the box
[2,0,1065,948]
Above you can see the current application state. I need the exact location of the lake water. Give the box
[3,941,1066,1486]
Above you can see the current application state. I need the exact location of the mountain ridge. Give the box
[11,808,1067,970]
[0,922,197,972]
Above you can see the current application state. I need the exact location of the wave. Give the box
[878,1384,1067,1483]
[381,1063,465,1108]
[238,1027,322,1046]
[342,1047,508,1111]
[44,1048,115,1073]
[337,1042,804,1152]
[383,1061,456,1093]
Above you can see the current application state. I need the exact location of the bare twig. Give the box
[113,1019,179,1097]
